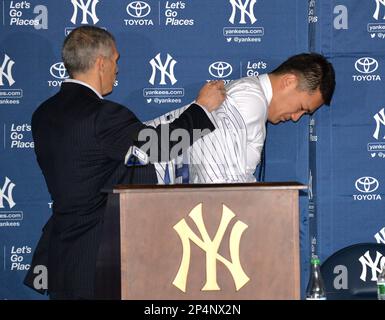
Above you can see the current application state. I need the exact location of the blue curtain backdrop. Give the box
[0,0,384,299]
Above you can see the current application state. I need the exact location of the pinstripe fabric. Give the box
[150,75,272,184]
[145,105,189,184]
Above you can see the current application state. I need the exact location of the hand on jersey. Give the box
[195,80,226,112]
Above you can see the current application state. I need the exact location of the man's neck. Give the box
[66,77,103,99]
[267,73,278,94]
[73,72,102,96]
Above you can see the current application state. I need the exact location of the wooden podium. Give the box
[95,182,306,300]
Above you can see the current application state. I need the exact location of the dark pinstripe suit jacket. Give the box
[24,82,214,298]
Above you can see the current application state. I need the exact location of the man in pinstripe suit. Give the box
[24,26,225,299]
[150,53,335,184]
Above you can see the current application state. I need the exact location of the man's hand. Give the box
[195,80,226,112]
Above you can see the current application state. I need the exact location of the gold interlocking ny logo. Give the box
[173,203,249,292]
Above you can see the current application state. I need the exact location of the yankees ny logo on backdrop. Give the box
[373,0,385,20]
[0,177,16,209]
[229,0,257,24]
[373,108,385,140]
[71,0,99,25]
[149,53,177,85]
[375,227,385,244]
[0,54,15,87]
[173,203,250,292]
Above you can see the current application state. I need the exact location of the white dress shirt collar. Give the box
[258,73,273,106]
[64,79,103,99]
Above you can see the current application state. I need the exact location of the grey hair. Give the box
[62,26,115,77]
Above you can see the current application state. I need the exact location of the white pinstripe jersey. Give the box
[145,74,273,184]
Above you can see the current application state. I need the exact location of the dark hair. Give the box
[62,26,115,77]
[271,53,336,105]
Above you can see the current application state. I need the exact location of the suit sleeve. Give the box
[95,101,215,162]
[23,216,53,294]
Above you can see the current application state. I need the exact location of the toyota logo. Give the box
[355,177,379,193]
[209,61,233,78]
[50,62,69,79]
[126,1,151,18]
[355,57,379,74]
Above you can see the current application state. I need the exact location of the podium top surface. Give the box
[110,182,307,193]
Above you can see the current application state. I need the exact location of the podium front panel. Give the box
[116,184,303,300]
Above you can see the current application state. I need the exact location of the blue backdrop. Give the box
[0,0,384,299]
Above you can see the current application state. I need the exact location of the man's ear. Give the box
[95,55,104,73]
[281,73,298,90]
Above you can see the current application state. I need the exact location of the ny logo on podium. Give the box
[173,203,250,292]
